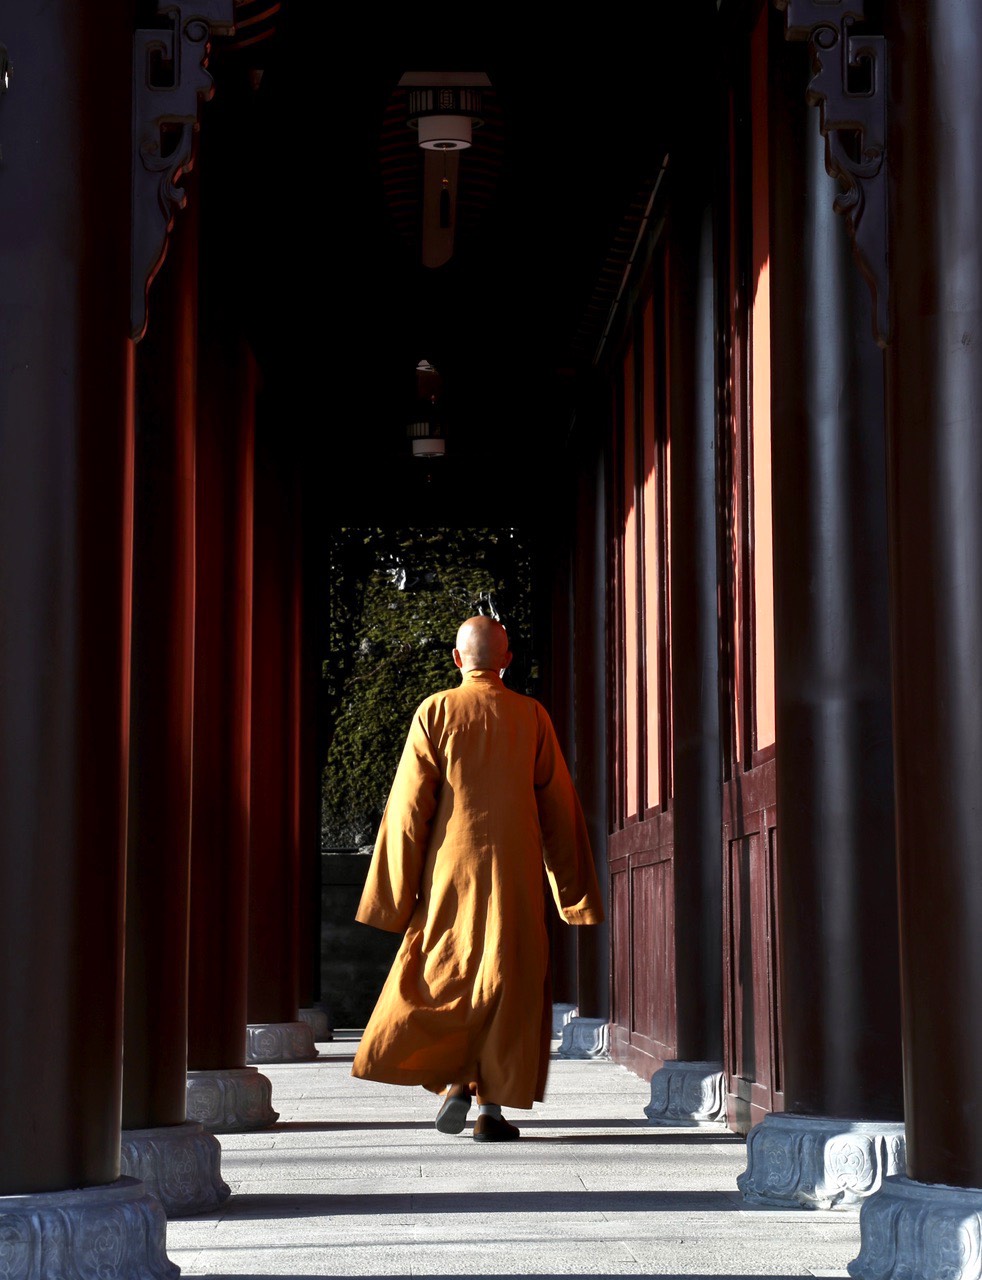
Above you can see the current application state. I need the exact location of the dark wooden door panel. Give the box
[609,809,676,1078]
[610,864,631,1033]
[722,756,782,1133]
[728,833,755,1082]
[765,823,783,1102]
[631,855,674,1053]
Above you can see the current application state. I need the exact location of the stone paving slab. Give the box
[166,1039,858,1278]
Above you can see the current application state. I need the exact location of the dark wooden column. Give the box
[246,427,315,1060]
[667,171,723,1065]
[123,185,198,1134]
[297,528,325,1014]
[248,426,296,1026]
[0,0,133,1196]
[885,0,982,1190]
[185,70,267,1103]
[768,39,902,1124]
[573,436,610,1019]
[545,538,578,1008]
[296,503,329,1038]
[187,326,256,1076]
[121,162,232,1216]
[185,293,280,1127]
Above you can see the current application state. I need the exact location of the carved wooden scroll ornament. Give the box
[132,2,234,340]
[775,0,889,346]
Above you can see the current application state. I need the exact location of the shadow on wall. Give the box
[321,851,400,1026]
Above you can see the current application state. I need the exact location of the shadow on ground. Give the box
[202,1275,815,1280]
[199,1189,740,1220]
[272,1120,435,1131]
[519,1132,744,1145]
[272,1118,743,1142]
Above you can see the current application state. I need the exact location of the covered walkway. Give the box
[168,1038,859,1279]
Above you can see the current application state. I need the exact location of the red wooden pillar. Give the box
[643,154,726,1126]
[853,3,982,1272]
[770,40,901,1124]
[0,2,175,1270]
[185,321,278,1128]
[885,0,982,1193]
[667,172,722,1065]
[120,185,230,1214]
[737,27,904,1211]
[245,426,316,1064]
[180,59,279,1131]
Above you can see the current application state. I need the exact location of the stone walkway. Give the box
[167,1036,861,1278]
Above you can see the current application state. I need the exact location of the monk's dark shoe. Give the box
[472,1113,521,1143]
[435,1083,472,1134]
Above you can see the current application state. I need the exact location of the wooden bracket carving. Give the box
[132,2,234,340]
[775,0,890,347]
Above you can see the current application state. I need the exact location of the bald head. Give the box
[453,616,512,673]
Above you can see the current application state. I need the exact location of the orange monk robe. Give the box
[351,667,604,1110]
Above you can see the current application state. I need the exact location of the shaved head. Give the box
[454,616,511,673]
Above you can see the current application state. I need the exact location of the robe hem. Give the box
[351,1063,540,1111]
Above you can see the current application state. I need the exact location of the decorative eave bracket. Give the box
[775,0,890,347]
[132,2,234,341]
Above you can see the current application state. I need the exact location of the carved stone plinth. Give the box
[245,1020,317,1064]
[299,1006,332,1042]
[645,1060,727,1126]
[552,1003,578,1036]
[738,1112,906,1210]
[186,1065,278,1132]
[0,1176,178,1278]
[849,1175,982,1279]
[120,1121,230,1217]
[557,1016,609,1059]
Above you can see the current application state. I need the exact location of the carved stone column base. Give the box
[186,1065,278,1132]
[120,1121,230,1217]
[644,1060,727,1126]
[552,1002,578,1036]
[299,1006,332,1042]
[557,1016,609,1059]
[849,1175,982,1279]
[738,1112,906,1210]
[0,1175,178,1278]
[246,1020,318,1063]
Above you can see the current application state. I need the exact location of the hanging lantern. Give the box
[401,72,489,150]
[407,420,446,458]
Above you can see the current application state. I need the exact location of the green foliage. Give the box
[322,527,534,849]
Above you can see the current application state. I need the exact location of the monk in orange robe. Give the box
[352,616,604,1141]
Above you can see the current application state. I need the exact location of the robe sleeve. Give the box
[354,700,443,933]
[533,703,605,926]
